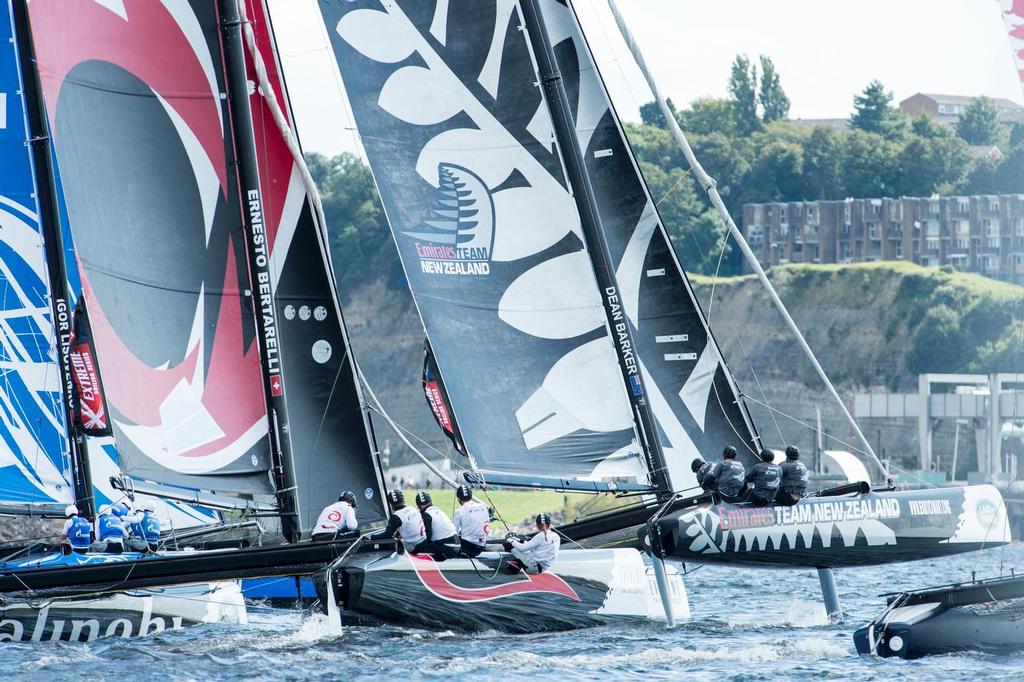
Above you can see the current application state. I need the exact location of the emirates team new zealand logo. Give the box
[405,164,495,276]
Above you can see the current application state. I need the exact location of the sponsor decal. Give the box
[604,287,640,389]
[774,498,900,526]
[70,300,112,436]
[908,499,952,516]
[719,507,775,531]
[407,554,580,603]
[976,499,998,528]
[0,600,184,643]
[424,380,453,432]
[311,340,332,364]
[405,164,494,278]
[247,189,282,386]
[364,487,374,500]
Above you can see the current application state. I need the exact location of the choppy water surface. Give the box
[7,544,1024,680]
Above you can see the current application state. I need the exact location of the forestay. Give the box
[541,0,761,488]
[319,0,653,491]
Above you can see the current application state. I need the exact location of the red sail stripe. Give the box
[407,553,580,603]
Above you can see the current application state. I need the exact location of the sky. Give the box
[267,0,1022,157]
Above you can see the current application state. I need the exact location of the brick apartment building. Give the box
[742,194,1024,283]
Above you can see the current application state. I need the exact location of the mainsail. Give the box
[319,0,655,492]
[538,0,761,487]
[240,0,386,526]
[25,0,384,531]
[0,1,73,513]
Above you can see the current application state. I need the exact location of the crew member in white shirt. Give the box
[312,491,359,542]
[509,513,560,574]
[452,485,490,557]
[372,490,426,553]
[415,491,461,560]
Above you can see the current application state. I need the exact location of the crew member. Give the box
[125,503,148,552]
[312,491,359,542]
[745,449,782,507]
[141,505,161,552]
[692,457,718,493]
[415,491,461,560]
[60,505,92,555]
[93,504,127,553]
[715,446,747,500]
[373,489,426,553]
[452,485,489,557]
[508,513,560,574]
[778,445,810,506]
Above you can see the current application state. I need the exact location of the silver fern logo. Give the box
[404,164,494,276]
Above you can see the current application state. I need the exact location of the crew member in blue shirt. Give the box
[141,505,161,552]
[93,504,127,553]
[60,505,93,555]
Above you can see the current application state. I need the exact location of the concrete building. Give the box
[899,93,1024,127]
[742,194,1024,284]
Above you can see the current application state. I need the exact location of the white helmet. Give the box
[65,504,79,517]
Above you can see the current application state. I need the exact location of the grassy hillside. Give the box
[691,262,1024,391]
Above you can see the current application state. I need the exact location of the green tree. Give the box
[1010,121,1024,149]
[678,97,736,137]
[689,132,752,211]
[801,126,844,199]
[895,136,969,196]
[842,130,900,197]
[955,97,1002,145]
[758,55,790,122]
[994,147,1024,194]
[728,54,760,135]
[639,97,677,129]
[850,80,907,140]
[745,140,805,202]
[911,114,949,139]
[906,305,971,374]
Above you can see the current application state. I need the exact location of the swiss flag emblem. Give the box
[270,375,283,397]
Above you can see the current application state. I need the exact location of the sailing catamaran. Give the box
[309,0,1012,627]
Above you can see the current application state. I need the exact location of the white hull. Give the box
[0,581,247,643]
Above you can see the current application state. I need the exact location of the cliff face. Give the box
[341,262,1024,471]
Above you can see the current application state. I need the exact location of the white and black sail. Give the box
[537,0,761,487]
[319,0,656,492]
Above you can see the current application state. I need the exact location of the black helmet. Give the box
[339,490,357,508]
[535,512,551,528]
[456,485,473,502]
[785,445,800,460]
[760,449,775,463]
[691,457,705,473]
[722,446,737,460]
[387,489,405,509]
[415,491,432,507]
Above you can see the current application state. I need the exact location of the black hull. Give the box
[855,575,1024,658]
[656,485,1010,568]
[320,549,688,634]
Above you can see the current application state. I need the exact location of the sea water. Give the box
[6,543,1024,680]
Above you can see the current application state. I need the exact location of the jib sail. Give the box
[422,341,465,456]
[539,0,761,487]
[319,0,654,491]
[27,0,275,495]
[0,0,73,513]
[241,0,386,526]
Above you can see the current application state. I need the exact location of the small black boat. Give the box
[854,573,1024,658]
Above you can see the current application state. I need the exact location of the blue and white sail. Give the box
[0,1,73,513]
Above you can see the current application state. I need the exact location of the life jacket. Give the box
[141,511,161,542]
[393,506,426,548]
[128,513,145,539]
[66,516,92,549]
[748,462,782,500]
[453,499,490,547]
[716,459,746,497]
[314,501,358,534]
[696,461,718,490]
[779,460,810,495]
[422,505,457,541]
[97,513,127,541]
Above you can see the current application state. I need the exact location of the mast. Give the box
[519,0,672,497]
[11,0,94,517]
[218,0,301,543]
